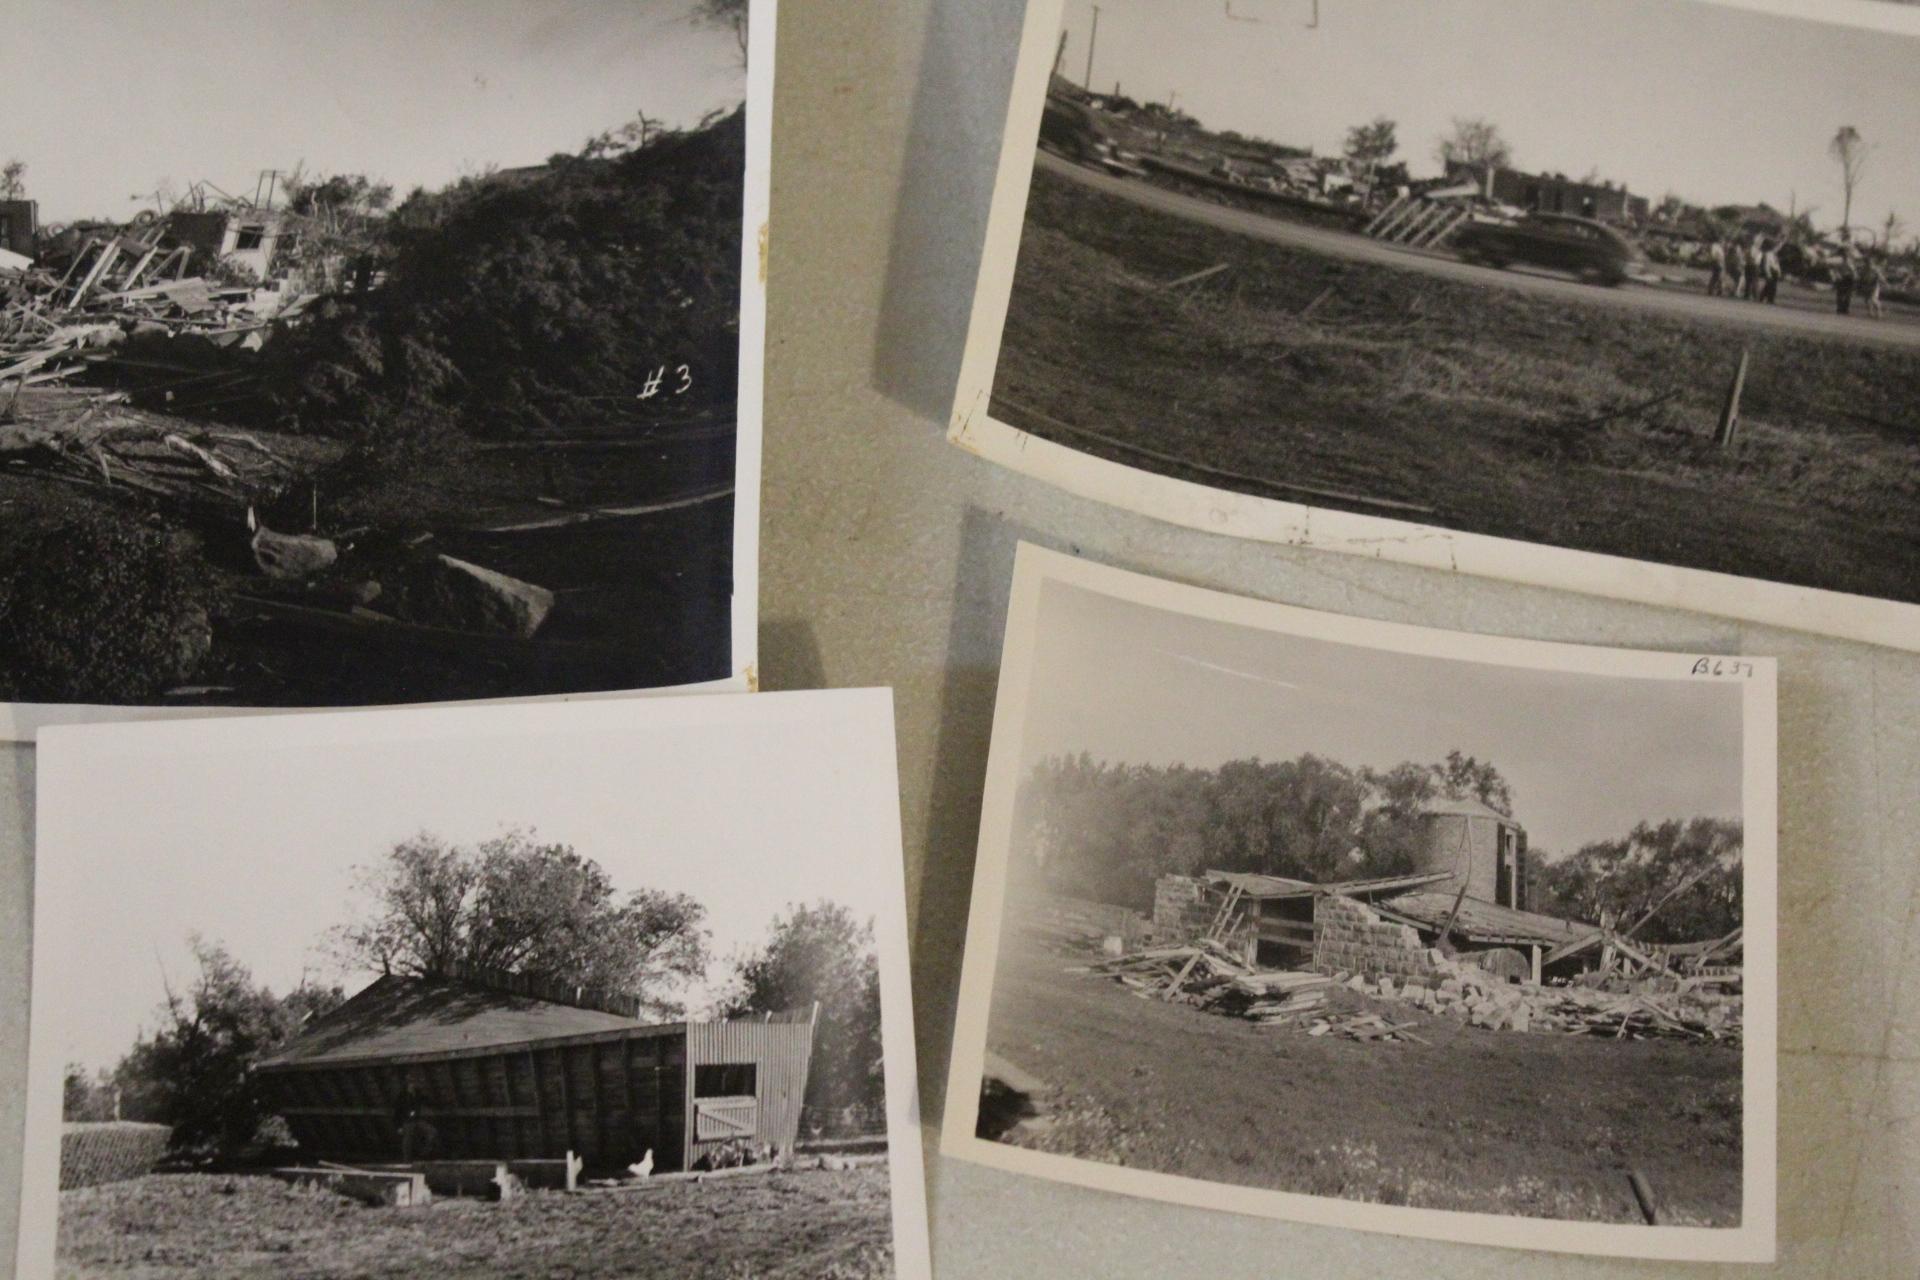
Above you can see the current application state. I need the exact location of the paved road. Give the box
[1037,150,1920,350]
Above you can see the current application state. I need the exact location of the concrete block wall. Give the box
[1152,875,1217,940]
[1312,894,1440,980]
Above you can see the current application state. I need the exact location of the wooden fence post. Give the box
[1714,348,1750,448]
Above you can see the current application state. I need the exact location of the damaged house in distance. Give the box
[255,965,818,1188]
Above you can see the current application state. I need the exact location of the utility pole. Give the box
[1052,27,1068,78]
[1085,5,1101,91]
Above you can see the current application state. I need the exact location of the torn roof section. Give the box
[1201,868,1453,901]
[1371,890,1604,950]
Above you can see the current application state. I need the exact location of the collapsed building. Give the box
[255,967,818,1176]
[1154,800,1722,987]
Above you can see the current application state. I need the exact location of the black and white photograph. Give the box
[0,0,771,737]
[17,689,929,1280]
[942,545,1776,1261]
[952,0,1920,647]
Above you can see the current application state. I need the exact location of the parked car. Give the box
[1038,96,1146,178]
[1453,213,1642,286]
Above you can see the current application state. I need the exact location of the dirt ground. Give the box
[56,1166,895,1280]
[995,166,1920,606]
[981,924,1743,1226]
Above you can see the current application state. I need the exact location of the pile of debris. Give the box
[1305,1011,1429,1045]
[1337,963,1742,1044]
[1076,943,1334,1026]
[0,386,309,512]
[2,218,311,397]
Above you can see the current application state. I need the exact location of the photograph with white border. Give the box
[0,0,776,739]
[18,688,928,1280]
[942,543,1777,1262]
[951,0,1920,651]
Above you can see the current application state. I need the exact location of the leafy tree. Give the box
[1532,818,1742,943]
[333,829,709,1016]
[64,1063,119,1122]
[110,939,344,1154]
[0,159,24,201]
[1433,749,1513,816]
[1829,125,1868,233]
[1343,117,1398,184]
[1013,750,1517,906]
[721,902,883,1116]
[283,171,394,217]
[1435,116,1512,173]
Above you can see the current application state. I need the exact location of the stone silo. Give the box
[1412,798,1528,909]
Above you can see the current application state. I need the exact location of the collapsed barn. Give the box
[1121,799,1743,1042]
[1153,801,1599,982]
[255,968,817,1176]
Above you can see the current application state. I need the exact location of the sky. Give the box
[2,0,744,224]
[1055,0,1920,233]
[1019,580,1746,865]
[35,692,901,1074]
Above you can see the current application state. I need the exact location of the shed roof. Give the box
[1203,869,1453,901]
[257,973,661,1070]
[1375,891,1601,948]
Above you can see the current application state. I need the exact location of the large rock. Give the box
[385,554,555,638]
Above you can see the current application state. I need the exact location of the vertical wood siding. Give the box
[261,1016,815,1174]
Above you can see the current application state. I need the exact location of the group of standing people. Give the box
[1705,234,1782,304]
[1829,235,1891,318]
[1703,229,1891,317]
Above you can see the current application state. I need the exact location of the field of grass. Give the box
[995,167,1920,604]
[981,923,1742,1226]
[56,1166,895,1279]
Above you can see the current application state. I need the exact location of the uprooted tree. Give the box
[332,829,711,1017]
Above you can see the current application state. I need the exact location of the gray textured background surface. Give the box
[5,2,1917,1275]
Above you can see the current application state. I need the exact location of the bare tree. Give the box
[1882,208,1906,251]
[0,159,25,201]
[1434,117,1512,174]
[1829,125,1868,234]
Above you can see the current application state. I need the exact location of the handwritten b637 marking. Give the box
[1691,657,1756,678]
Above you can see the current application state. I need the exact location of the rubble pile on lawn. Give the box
[1075,942,1335,1026]
[1072,909,1741,1047]
[1330,961,1742,1044]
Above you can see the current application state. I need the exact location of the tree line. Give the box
[1013,749,1514,906]
[64,831,883,1159]
[1015,750,1741,944]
